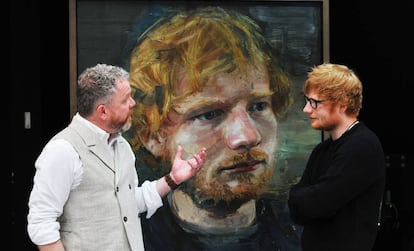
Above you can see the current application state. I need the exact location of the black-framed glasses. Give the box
[304,95,325,109]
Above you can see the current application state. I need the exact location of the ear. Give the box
[339,103,348,114]
[96,104,108,120]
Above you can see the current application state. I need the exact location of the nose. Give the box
[225,109,261,151]
[303,101,312,114]
[129,96,136,108]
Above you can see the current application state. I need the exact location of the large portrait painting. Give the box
[70,1,329,250]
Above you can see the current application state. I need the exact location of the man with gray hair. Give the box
[27,63,207,251]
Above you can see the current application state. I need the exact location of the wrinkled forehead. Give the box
[175,65,270,97]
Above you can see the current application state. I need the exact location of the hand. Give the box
[170,145,207,184]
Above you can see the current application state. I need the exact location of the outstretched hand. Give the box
[170,145,207,185]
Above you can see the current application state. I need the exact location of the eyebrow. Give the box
[173,90,274,115]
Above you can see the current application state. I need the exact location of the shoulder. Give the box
[348,122,383,149]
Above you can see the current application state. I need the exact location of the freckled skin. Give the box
[163,68,279,210]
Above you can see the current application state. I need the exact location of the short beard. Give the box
[179,165,273,215]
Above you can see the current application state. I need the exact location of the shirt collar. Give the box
[74,113,120,146]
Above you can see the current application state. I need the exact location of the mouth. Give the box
[220,160,264,174]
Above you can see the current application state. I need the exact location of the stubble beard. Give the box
[180,162,274,214]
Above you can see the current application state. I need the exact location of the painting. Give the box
[70,1,329,250]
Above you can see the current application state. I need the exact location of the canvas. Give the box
[70,1,329,250]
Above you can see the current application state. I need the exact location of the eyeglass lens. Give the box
[304,95,323,109]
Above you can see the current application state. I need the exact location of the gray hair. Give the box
[77,64,129,117]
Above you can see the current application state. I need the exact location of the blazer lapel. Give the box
[69,118,115,172]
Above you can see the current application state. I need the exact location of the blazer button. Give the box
[129,184,131,189]
[123,216,128,222]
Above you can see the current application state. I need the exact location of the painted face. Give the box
[164,67,279,206]
[106,78,136,133]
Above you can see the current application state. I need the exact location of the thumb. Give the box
[175,145,183,160]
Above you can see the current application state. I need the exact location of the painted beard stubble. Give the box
[179,147,274,214]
